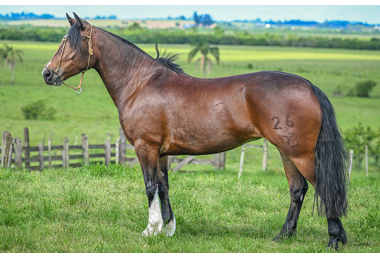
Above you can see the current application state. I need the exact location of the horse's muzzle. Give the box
[43,68,62,86]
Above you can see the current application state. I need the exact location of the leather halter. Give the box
[44,24,93,94]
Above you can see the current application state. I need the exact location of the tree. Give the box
[193,12,214,27]
[201,14,214,27]
[193,12,200,27]
[188,42,219,77]
[0,44,23,84]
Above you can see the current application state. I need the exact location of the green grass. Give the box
[0,164,378,252]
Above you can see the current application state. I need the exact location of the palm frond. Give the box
[188,47,200,63]
[209,47,220,64]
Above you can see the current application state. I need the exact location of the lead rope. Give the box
[44,24,93,94]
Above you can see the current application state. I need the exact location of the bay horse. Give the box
[43,13,348,251]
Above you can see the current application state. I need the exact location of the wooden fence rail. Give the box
[1,128,227,172]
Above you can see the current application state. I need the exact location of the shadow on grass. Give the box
[176,215,281,239]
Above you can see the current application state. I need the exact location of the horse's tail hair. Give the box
[311,84,348,218]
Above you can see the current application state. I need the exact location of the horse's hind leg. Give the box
[273,151,308,241]
[158,156,176,236]
[291,156,347,251]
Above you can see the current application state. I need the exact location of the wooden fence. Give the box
[238,139,268,178]
[0,128,226,172]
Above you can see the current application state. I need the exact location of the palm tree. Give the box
[0,44,23,84]
[188,42,219,77]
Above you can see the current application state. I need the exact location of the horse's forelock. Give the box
[67,23,82,50]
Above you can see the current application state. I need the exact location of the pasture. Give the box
[0,165,379,253]
[0,39,379,252]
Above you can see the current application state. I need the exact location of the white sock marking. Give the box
[163,215,176,237]
[142,188,163,236]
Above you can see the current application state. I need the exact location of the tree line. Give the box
[1,25,380,50]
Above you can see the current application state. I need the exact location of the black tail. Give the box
[311,84,348,218]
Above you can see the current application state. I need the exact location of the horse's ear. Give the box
[73,12,85,31]
[66,13,76,27]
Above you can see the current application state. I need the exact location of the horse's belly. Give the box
[161,124,261,156]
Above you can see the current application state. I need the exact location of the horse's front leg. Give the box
[158,156,176,237]
[135,141,163,236]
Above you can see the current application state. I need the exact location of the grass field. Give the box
[0,164,379,253]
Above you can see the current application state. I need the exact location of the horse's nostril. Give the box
[44,69,52,79]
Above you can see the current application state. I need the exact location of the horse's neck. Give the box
[93,32,156,106]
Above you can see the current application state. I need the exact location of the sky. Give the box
[1,1,380,24]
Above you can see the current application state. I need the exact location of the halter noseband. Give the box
[44,24,93,94]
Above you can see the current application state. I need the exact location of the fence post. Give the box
[48,138,52,168]
[213,153,220,170]
[63,137,69,168]
[115,137,120,164]
[14,137,23,169]
[119,128,126,165]
[348,149,354,182]
[38,143,44,170]
[262,139,268,171]
[213,152,225,170]
[105,139,111,166]
[24,127,30,169]
[365,145,368,178]
[238,146,246,178]
[7,139,14,168]
[220,152,226,170]
[1,131,13,168]
[81,134,89,165]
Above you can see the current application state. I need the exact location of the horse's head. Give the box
[42,13,94,93]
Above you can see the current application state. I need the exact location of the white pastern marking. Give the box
[142,188,163,236]
[163,215,176,237]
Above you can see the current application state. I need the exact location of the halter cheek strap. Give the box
[44,24,93,94]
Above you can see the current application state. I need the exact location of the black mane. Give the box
[154,43,184,74]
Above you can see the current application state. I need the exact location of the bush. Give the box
[344,123,380,169]
[21,100,56,120]
[354,80,377,97]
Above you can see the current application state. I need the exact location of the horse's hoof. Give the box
[326,225,347,251]
[273,230,295,242]
[142,221,163,236]
[326,240,339,252]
